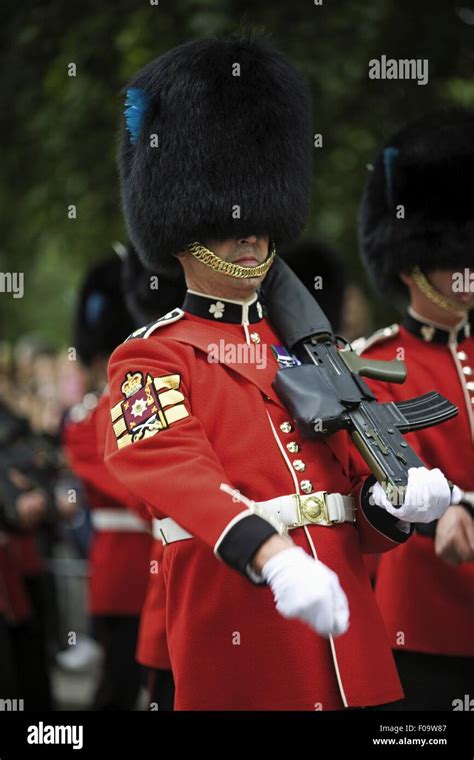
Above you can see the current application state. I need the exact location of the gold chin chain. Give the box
[411,266,472,313]
[187,240,276,279]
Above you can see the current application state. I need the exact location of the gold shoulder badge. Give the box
[110,371,189,449]
[351,324,399,356]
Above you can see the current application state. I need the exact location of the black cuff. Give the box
[360,476,413,544]
[215,514,278,583]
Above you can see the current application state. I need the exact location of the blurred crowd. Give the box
[0,334,93,709]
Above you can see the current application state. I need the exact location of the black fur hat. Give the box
[358,108,474,296]
[119,34,312,275]
[280,239,345,331]
[122,244,187,326]
[74,256,135,366]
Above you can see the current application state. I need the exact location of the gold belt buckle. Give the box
[295,491,330,526]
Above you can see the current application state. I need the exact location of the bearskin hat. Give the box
[74,255,135,366]
[119,34,312,275]
[358,108,474,296]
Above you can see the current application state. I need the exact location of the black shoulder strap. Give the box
[260,257,334,351]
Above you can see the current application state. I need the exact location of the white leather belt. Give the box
[152,491,355,544]
[92,509,149,533]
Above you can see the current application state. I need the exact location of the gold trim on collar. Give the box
[187,241,276,279]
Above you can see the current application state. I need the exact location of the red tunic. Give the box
[361,320,474,657]
[104,297,411,710]
[136,538,170,669]
[64,394,152,616]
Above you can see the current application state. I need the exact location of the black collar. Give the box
[183,290,264,324]
[403,308,472,345]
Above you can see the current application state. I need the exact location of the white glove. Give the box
[371,467,460,523]
[261,546,349,638]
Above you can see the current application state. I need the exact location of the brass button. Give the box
[280,422,293,433]
[467,381,474,392]
[286,442,300,453]
[250,332,261,344]
[458,351,468,361]
[293,459,306,472]
[300,480,313,494]
[462,366,472,376]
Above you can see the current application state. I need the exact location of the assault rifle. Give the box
[261,258,457,504]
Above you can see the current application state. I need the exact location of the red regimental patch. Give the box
[110,371,189,448]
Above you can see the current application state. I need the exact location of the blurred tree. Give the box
[1,0,473,345]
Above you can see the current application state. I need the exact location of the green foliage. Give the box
[1,0,473,344]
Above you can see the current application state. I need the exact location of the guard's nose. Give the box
[237,235,258,245]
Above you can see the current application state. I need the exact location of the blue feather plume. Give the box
[85,291,106,327]
[124,88,151,144]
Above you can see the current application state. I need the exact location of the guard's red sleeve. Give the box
[105,337,279,578]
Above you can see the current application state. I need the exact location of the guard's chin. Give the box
[223,278,260,297]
